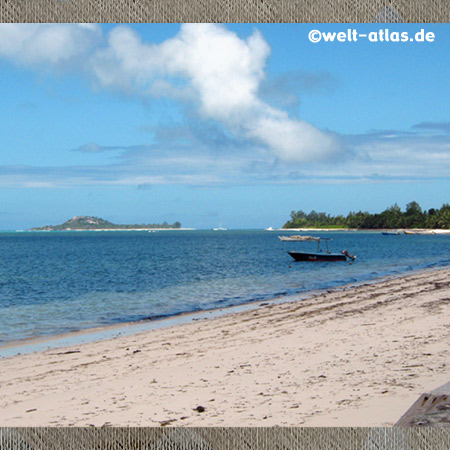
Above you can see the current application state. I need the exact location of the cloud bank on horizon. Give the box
[0,23,449,189]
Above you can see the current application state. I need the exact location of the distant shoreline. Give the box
[12,228,196,232]
[273,228,450,234]
[28,215,185,232]
[5,227,450,233]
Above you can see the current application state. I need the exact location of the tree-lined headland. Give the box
[283,202,450,230]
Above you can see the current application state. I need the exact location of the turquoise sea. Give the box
[0,230,449,347]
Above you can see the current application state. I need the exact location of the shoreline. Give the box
[18,228,197,232]
[1,267,450,426]
[1,265,444,359]
[0,294,290,359]
[7,228,450,233]
[275,228,450,234]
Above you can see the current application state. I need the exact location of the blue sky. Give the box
[0,24,449,229]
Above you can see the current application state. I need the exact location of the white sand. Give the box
[1,268,450,426]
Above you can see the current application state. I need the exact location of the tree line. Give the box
[283,202,450,229]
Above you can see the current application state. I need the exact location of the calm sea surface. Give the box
[0,230,449,344]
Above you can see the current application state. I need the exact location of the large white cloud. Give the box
[0,24,449,189]
[90,24,340,163]
[0,23,339,163]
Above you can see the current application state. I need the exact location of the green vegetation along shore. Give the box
[283,202,450,230]
[30,216,182,231]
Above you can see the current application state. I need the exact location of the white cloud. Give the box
[2,24,448,188]
[246,106,339,161]
[90,24,340,163]
[0,23,101,67]
[0,23,340,164]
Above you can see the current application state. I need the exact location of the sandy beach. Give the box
[1,267,450,427]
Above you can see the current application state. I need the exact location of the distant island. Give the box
[30,216,182,231]
[283,202,450,230]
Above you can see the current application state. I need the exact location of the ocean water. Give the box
[0,230,449,345]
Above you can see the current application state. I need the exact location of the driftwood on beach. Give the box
[396,381,450,426]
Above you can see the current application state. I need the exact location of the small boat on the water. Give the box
[404,230,436,235]
[278,235,320,242]
[287,238,356,262]
[382,231,401,235]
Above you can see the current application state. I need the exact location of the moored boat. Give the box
[286,238,356,262]
[278,235,320,242]
[288,251,348,262]
[404,230,436,235]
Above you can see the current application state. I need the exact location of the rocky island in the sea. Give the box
[30,216,182,231]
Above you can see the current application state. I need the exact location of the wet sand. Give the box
[1,268,450,426]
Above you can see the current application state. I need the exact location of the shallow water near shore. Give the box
[1,230,449,346]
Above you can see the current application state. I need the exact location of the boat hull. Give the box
[279,235,320,242]
[288,251,347,262]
